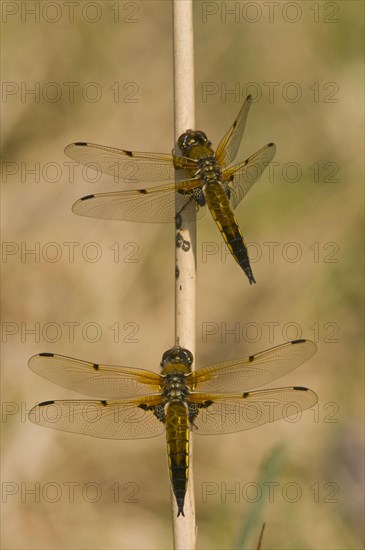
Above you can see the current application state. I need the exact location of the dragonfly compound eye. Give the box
[178,348,194,366]
[161,347,194,367]
[177,131,208,154]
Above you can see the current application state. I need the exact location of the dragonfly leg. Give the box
[174,195,196,225]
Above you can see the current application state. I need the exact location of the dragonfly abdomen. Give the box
[204,181,256,284]
[165,401,190,517]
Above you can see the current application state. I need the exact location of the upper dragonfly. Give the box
[65,96,276,284]
[28,339,317,517]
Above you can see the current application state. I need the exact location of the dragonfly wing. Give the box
[222,142,276,210]
[65,143,177,187]
[72,183,206,223]
[28,397,165,439]
[29,353,163,398]
[215,96,252,167]
[188,340,317,393]
[191,386,318,435]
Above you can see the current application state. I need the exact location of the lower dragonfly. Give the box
[65,96,276,284]
[29,339,317,517]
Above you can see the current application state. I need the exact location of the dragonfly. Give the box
[29,339,317,517]
[65,95,276,284]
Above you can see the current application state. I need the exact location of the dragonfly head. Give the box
[177,130,210,156]
[161,346,193,368]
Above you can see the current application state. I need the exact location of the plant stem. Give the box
[172,0,196,548]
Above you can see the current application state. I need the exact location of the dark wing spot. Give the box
[293,386,309,392]
[39,352,54,357]
[122,149,133,157]
[74,142,88,147]
[248,355,254,362]
[242,392,249,398]
[93,364,99,371]
[138,189,147,195]
[292,339,306,345]
[268,142,275,148]
[80,194,95,201]
[39,400,55,406]
[138,403,149,411]
[101,400,107,406]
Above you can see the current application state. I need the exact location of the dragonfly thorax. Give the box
[196,156,222,185]
[162,373,190,402]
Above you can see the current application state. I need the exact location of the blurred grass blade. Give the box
[233,444,286,549]
[256,523,265,550]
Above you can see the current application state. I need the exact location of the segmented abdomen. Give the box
[204,181,256,284]
[165,401,190,517]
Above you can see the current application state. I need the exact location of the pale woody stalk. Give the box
[172,1,197,548]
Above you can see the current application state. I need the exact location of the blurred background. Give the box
[1,1,364,549]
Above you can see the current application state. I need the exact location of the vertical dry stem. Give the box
[172,1,196,548]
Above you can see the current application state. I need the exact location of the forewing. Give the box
[29,353,162,398]
[191,386,318,435]
[65,143,177,187]
[215,96,252,167]
[222,142,276,210]
[188,340,317,393]
[28,397,165,439]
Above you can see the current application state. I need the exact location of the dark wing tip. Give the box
[292,386,309,392]
[38,400,55,406]
[39,352,54,357]
[268,142,275,148]
[292,339,306,345]
[74,142,88,147]
[79,194,95,201]
[246,94,252,101]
